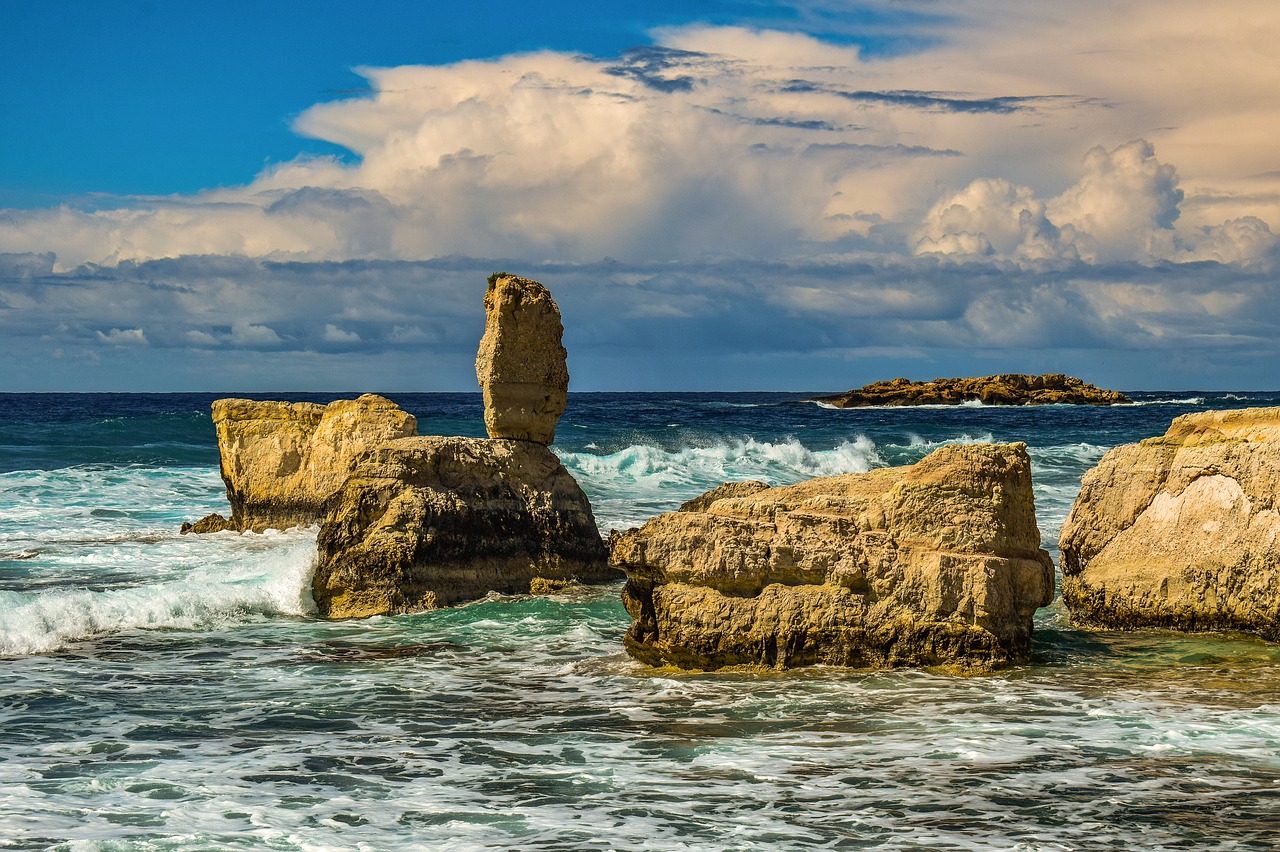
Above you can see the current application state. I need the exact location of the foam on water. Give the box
[0,464,317,656]
[560,435,883,529]
[1129,396,1207,406]
[0,531,317,656]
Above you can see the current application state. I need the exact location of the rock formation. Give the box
[610,443,1054,672]
[200,394,417,532]
[812,374,1129,407]
[305,273,613,617]
[1060,407,1280,639]
[475,273,569,445]
[312,436,614,618]
[187,274,613,617]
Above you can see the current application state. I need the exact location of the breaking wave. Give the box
[560,436,883,530]
[0,530,317,657]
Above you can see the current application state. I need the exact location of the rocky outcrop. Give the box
[475,273,569,445]
[1060,407,1280,639]
[312,436,615,618]
[812,374,1129,407]
[179,513,234,535]
[610,443,1054,672]
[209,394,417,532]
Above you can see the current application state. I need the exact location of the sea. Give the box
[2,390,1279,851]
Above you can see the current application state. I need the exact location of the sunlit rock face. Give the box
[312,436,614,618]
[475,273,569,445]
[611,442,1055,673]
[1061,407,1280,639]
[209,394,417,532]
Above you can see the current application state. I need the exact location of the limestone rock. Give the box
[1060,407,1280,638]
[180,513,234,534]
[610,443,1054,672]
[811,373,1129,408]
[312,436,616,618]
[475,274,569,444]
[677,480,771,513]
[209,394,417,532]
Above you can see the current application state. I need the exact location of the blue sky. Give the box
[2,1,1278,391]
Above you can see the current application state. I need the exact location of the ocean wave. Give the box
[0,530,317,657]
[561,436,884,530]
[563,436,883,490]
[1128,396,1206,406]
[893,432,996,450]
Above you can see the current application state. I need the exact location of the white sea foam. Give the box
[0,464,317,656]
[0,531,317,656]
[897,431,996,450]
[1129,396,1206,406]
[560,436,883,529]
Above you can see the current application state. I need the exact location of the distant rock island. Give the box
[811,373,1130,408]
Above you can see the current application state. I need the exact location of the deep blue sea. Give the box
[3,391,1280,850]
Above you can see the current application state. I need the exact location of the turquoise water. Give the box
[2,392,1279,850]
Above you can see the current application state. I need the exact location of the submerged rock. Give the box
[610,443,1054,672]
[312,436,614,618]
[1060,407,1280,639]
[811,373,1129,408]
[475,273,570,445]
[208,394,417,532]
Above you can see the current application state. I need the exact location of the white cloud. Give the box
[229,323,284,347]
[1047,140,1183,263]
[323,323,361,343]
[914,139,1276,266]
[185,329,220,346]
[2,4,1274,270]
[96,327,148,346]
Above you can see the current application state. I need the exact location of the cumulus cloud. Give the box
[915,140,1279,267]
[96,327,148,346]
[10,6,1275,268]
[1047,140,1183,262]
[323,323,361,344]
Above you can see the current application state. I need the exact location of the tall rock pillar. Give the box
[475,273,569,445]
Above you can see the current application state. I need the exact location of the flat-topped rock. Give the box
[475,273,569,444]
[812,373,1129,407]
[610,442,1054,672]
[1060,406,1280,638]
[312,436,615,618]
[205,394,417,532]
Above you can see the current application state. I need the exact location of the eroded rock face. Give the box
[610,443,1054,672]
[211,394,417,532]
[812,374,1129,408]
[312,436,615,618]
[1060,407,1280,638]
[475,274,569,444]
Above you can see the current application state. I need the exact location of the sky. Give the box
[2,0,1278,392]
